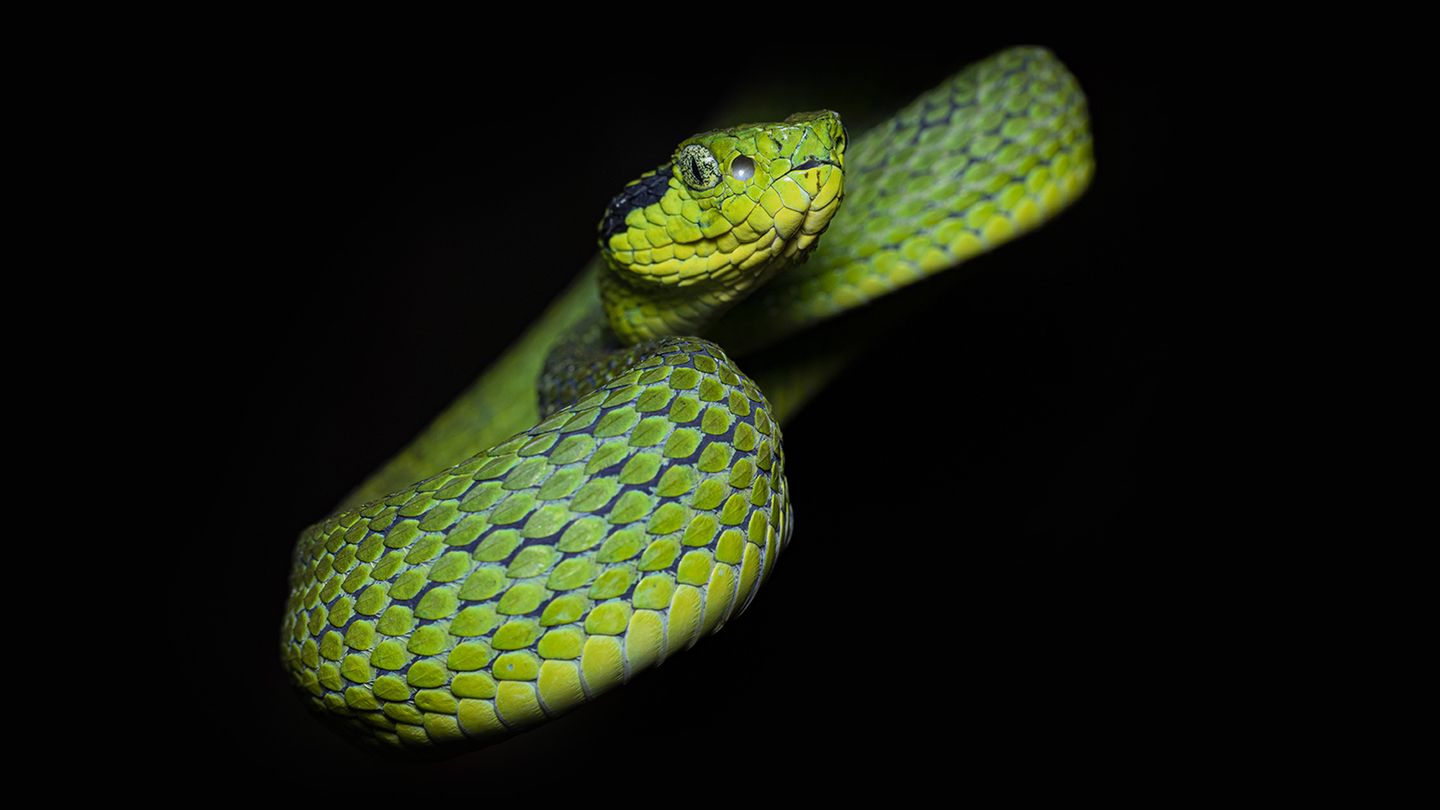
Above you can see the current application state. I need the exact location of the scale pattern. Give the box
[286,46,1097,756]
[335,47,1093,508]
[282,339,790,750]
[717,46,1094,351]
[599,112,845,344]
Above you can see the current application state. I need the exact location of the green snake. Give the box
[281,46,1094,753]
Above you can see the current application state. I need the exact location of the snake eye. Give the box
[730,155,755,181]
[676,144,721,190]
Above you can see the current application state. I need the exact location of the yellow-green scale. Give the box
[293,45,1095,754]
[340,47,1092,509]
[283,339,791,750]
[712,46,1094,353]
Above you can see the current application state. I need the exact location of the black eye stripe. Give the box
[599,164,671,239]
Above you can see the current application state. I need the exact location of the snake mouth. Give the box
[788,158,841,173]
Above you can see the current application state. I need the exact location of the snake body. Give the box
[282,46,1094,753]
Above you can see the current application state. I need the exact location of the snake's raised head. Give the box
[598,111,846,344]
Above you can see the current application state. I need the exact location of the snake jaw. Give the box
[777,159,844,265]
[598,111,846,344]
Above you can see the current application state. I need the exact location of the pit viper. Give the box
[281,46,1094,754]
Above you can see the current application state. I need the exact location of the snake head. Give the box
[598,111,846,343]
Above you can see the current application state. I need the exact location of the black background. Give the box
[166,37,1206,795]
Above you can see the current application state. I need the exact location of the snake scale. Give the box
[281,46,1094,754]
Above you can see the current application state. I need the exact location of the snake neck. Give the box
[597,256,797,346]
[541,270,780,416]
[542,245,805,415]
[537,308,626,417]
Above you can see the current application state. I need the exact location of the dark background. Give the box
[167,38,1205,795]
